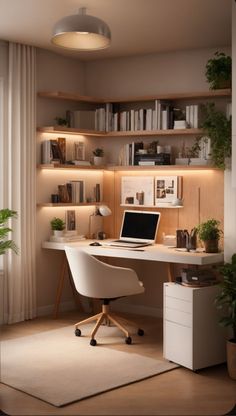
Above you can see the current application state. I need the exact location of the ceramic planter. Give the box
[53,230,64,237]
[204,239,219,253]
[227,339,236,380]
[93,156,104,166]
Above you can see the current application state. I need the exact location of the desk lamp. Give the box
[88,205,111,239]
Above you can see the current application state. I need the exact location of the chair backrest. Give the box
[65,246,144,299]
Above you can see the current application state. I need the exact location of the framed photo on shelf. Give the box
[155,176,181,206]
[121,176,154,206]
[66,210,76,231]
[74,141,85,161]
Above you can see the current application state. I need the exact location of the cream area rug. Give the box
[1,325,178,407]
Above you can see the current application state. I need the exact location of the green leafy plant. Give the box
[54,117,69,127]
[201,102,231,169]
[93,148,104,157]
[50,217,65,231]
[205,51,232,90]
[215,254,236,341]
[196,218,222,242]
[186,137,201,158]
[0,209,18,255]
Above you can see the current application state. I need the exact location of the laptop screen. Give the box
[120,210,161,243]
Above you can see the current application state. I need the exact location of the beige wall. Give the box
[36,46,229,317]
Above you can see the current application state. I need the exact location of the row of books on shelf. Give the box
[119,142,171,166]
[54,182,101,204]
[67,101,201,132]
[58,181,85,204]
[41,138,88,165]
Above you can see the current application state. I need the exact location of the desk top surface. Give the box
[42,240,224,266]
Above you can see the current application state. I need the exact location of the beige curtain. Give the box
[3,42,37,323]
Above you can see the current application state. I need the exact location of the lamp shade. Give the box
[51,8,111,51]
[97,205,112,217]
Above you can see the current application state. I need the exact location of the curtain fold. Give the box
[4,43,37,323]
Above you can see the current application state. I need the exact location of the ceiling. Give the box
[0,0,231,61]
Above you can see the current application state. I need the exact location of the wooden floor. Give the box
[0,310,235,416]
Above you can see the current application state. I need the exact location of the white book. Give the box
[120,111,127,131]
[152,109,156,130]
[130,109,135,131]
[73,110,95,130]
[139,161,155,166]
[189,105,194,128]
[186,105,190,127]
[134,110,139,130]
[105,103,113,132]
[146,109,152,131]
[113,113,118,131]
[193,104,199,128]
[139,109,144,130]
[161,110,168,130]
[226,102,232,120]
[154,100,161,130]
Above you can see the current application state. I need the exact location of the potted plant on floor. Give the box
[50,217,65,237]
[196,218,222,253]
[205,51,232,90]
[0,209,18,255]
[215,254,236,379]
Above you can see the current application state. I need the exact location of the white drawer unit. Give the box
[163,282,226,371]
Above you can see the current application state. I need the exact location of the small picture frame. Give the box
[74,141,85,161]
[66,210,76,231]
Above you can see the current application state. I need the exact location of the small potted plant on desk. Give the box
[50,217,65,238]
[93,148,104,166]
[196,218,222,253]
[215,253,236,379]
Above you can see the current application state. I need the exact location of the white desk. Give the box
[42,240,224,318]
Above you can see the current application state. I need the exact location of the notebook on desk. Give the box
[107,210,161,248]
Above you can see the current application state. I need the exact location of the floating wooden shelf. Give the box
[37,163,218,171]
[37,126,203,137]
[38,89,231,104]
[37,202,104,207]
[37,126,105,136]
[38,164,104,170]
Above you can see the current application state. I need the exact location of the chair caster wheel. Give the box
[75,328,81,337]
[125,336,132,345]
[137,328,144,336]
[90,338,97,346]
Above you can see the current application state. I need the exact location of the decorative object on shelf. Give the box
[65,210,76,231]
[51,7,111,51]
[0,209,18,255]
[93,148,104,166]
[74,141,85,161]
[176,228,197,251]
[88,205,111,239]
[121,176,154,207]
[201,103,231,169]
[50,217,65,237]
[196,218,222,253]
[215,253,236,379]
[205,51,232,90]
[155,176,181,207]
[54,117,69,127]
[176,137,211,166]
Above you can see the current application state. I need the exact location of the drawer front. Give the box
[164,283,193,302]
[165,296,192,314]
[165,307,192,327]
[163,320,193,369]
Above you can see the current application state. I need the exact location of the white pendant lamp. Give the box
[51,7,111,51]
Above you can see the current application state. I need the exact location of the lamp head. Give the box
[97,205,112,217]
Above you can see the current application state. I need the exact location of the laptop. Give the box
[107,210,161,248]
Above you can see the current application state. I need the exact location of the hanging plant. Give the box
[201,103,231,169]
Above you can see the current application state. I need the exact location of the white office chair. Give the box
[65,246,145,346]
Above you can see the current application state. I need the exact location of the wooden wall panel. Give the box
[103,169,224,246]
